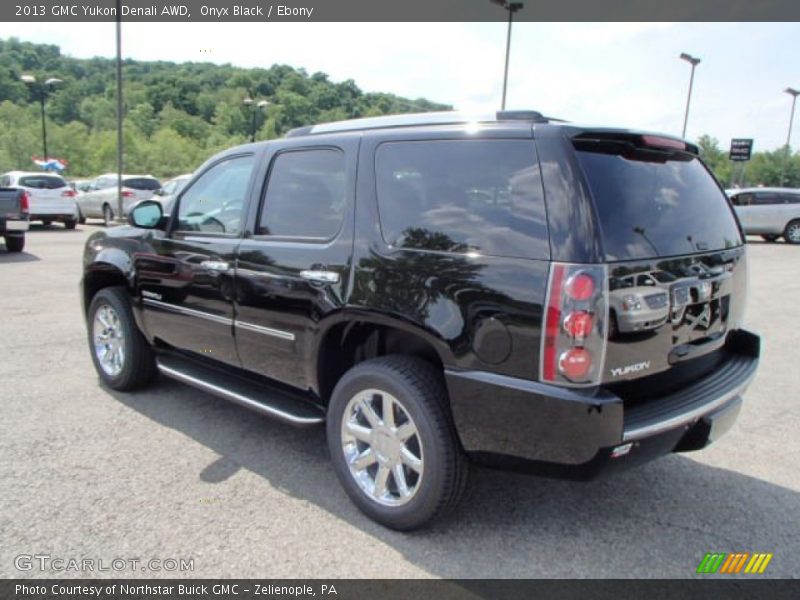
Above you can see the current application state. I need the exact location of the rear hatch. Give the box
[572,132,747,391]
[18,174,74,213]
[122,177,161,211]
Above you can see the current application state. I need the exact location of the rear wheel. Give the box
[41,219,53,227]
[4,235,24,252]
[761,234,780,243]
[784,220,800,244]
[64,218,77,230]
[103,204,114,227]
[87,287,157,390]
[327,355,468,530]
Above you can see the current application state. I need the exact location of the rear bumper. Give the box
[446,329,759,480]
[30,213,76,221]
[0,218,29,233]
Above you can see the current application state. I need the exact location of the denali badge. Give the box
[610,361,651,377]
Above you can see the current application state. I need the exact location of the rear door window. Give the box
[574,143,742,260]
[375,139,548,259]
[124,177,161,191]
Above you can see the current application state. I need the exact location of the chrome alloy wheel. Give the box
[340,389,424,507]
[92,304,125,377]
[786,222,800,243]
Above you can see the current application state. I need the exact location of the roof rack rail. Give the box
[285,110,556,138]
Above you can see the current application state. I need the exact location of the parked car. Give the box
[153,173,192,207]
[77,173,161,226]
[0,187,30,252]
[0,171,78,229]
[727,187,800,243]
[608,272,671,337]
[81,111,760,530]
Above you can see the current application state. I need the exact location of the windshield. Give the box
[575,146,742,261]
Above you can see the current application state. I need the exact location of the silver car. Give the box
[608,272,671,337]
[727,187,800,243]
[77,173,161,226]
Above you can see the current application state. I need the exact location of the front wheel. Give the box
[784,220,800,244]
[761,234,780,243]
[77,207,86,224]
[327,356,468,530]
[64,218,77,230]
[87,287,156,390]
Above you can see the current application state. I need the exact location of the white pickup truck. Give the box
[0,171,79,229]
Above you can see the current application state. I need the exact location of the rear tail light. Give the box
[540,263,608,386]
[61,189,76,197]
[20,191,30,214]
[121,191,135,198]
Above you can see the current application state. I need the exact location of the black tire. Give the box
[761,234,780,243]
[784,220,800,245]
[103,204,114,227]
[41,219,53,227]
[87,286,157,391]
[4,234,24,253]
[326,355,468,530]
[64,218,77,230]
[77,208,86,224]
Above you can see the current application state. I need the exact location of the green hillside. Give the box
[0,38,450,178]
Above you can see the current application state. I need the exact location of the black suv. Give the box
[82,111,760,530]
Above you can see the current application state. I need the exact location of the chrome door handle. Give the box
[299,270,340,284]
[200,260,230,272]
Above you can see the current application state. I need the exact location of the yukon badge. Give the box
[610,361,651,377]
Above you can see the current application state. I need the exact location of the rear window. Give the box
[575,145,742,260]
[375,139,548,259]
[19,175,66,189]
[123,177,161,191]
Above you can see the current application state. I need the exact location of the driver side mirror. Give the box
[129,200,164,229]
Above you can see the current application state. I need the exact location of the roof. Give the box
[285,110,556,138]
[3,171,66,178]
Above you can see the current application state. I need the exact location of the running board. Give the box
[156,355,325,427]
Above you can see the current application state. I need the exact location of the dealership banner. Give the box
[3,579,800,600]
[2,0,799,22]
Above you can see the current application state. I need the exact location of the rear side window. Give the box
[375,140,548,259]
[124,177,161,191]
[19,175,66,189]
[258,149,346,238]
[575,146,742,260]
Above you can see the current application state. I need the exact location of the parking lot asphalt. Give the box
[0,224,798,579]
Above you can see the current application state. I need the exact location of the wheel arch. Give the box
[313,312,454,406]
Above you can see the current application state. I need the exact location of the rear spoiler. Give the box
[571,131,699,156]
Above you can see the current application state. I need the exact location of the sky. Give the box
[1,21,798,151]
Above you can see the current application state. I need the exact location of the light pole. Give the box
[20,74,62,163]
[784,87,799,148]
[781,87,799,186]
[491,0,524,110]
[243,97,269,142]
[679,52,701,138]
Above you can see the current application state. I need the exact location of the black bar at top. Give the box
[2,0,800,22]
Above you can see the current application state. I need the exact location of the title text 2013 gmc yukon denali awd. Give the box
[81,111,760,530]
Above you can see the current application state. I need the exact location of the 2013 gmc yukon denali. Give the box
[81,111,760,530]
